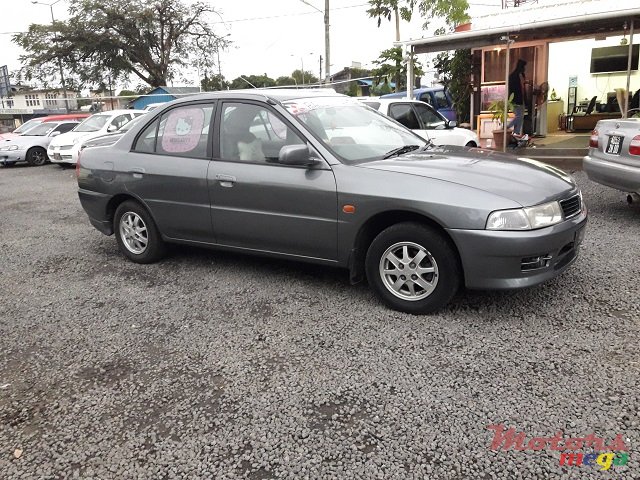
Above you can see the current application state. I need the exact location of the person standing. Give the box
[507,59,527,137]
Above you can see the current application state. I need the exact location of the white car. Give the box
[48,109,146,165]
[361,98,479,147]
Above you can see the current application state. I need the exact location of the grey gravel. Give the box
[0,164,638,479]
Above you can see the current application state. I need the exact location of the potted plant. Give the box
[488,93,515,149]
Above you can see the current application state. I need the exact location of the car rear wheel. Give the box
[365,222,461,314]
[114,200,166,263]
[26,147,47,166]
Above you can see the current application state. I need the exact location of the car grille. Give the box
[560,194,581,219]
[59,145,73,150]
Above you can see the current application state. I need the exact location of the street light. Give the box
[32,0,69,112]
[290,52,315,85]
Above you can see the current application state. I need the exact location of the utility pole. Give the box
[300,0,330,86]
[324,0,330,85]
[32,0,69,112]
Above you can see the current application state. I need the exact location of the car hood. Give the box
[358,146,576,206]
[0,136,47,148]
[50,131,95,146]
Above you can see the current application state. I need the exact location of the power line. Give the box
[212,3,368,24]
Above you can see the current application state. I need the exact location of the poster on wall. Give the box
[481,84,507,111]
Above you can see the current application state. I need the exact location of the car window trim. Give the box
[213,99,328,169]
[130,100,217,160]
[389,102,421,130]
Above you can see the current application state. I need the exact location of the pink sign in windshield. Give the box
[161,108,205,153]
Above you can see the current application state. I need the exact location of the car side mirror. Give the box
[447,120,457,128]
[107,125,118,133]
[278,144,317,166]
[49,131,61,137]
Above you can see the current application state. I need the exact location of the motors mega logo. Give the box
[487,424,629,471]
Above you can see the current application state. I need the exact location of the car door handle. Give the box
[128,167,145,178]
[215,174,236,187]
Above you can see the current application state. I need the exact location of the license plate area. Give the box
[606,135,623,155]
[53,153,62,160]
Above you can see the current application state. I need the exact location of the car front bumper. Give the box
[583,155,640,194]
[0,151,25,164]
[48,145,76,164]
[447,211,587,290]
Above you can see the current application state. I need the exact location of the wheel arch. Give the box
[26,146,47,164]
[106,193,156,228]
[349,210,464,284]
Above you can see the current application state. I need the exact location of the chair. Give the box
[566,96,620,132]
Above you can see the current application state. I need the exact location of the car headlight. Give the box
[486,201,563,230]
[0,145,20,151]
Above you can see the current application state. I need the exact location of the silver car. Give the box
[0,121,79,166]
[583,118,640,199]
[77,90,587,314]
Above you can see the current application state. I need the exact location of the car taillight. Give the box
[629,135,640,156]
[589,129,598,148]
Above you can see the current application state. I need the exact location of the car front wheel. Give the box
[365,222,461,314]
[114,200,166,263]
[26,147,47,166]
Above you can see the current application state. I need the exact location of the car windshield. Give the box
[74,114,110,132]
[283,96,426,164]
[14,119,42,134]
[23,122,58,136]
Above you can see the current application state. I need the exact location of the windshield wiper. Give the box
[382,144,421,159]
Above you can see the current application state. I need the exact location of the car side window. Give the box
[433,90,450,109]
[52,122,77,134]
[388,103,420,130]
[413,104,446,130]
[418,93,434,106]
[133,105,213,157]
[111,114,131,130]
[220,103,304,163]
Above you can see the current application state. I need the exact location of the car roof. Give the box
[41,114,90,122]
[361,98,427,106]
[90,109,146,115]
[166,88,343,105]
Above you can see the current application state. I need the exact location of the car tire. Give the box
[465,141,477,147]
[26,147,47,166]
[114,200,166,264]
[365,222,461,314]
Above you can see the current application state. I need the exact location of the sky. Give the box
[0,0,532,91]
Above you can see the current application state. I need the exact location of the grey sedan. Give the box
[77,90,587,314]
[583,118,640,199]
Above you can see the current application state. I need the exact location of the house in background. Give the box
[130,86,201,110]
[0,85,79,131]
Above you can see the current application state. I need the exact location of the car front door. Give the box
[121,102,215,243]
[411,102,459,146]
[388,103,433,143]
[208,101,338,261]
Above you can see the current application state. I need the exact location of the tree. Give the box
[367,0,470,40]
[291,70,319,86]
[201,73,228,92]
[229,74,276,90]
[433,49,473,123]
[13,0,229,88]
[276,76,297,87]
[372,46,423,92]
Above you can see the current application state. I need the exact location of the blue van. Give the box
[380,87,456,122]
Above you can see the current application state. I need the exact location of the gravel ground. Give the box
[0,164,638,479]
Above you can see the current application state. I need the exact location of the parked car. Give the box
[361,98,479,147]
[48,109,145,165]
[0,121,79,166]
[0,113,90,141]
[381,86,457,122]
[79,114,146,150]
[77,90,587,314]
[583,119,640,199]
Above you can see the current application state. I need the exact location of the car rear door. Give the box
[122,102,215,243]
[208,100,338,261]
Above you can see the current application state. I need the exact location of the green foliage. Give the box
[367,0,470,31]
[13,0,229,88]
[291,69,319,86]
[201,74,228,91]
[229,74,276,90]
[488,93,515,126]
[372,46,423,92]
[117,89,137,98]
[276,76,296,87]
[433,49,472,123]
